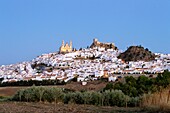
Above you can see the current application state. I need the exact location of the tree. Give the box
[91,91,102,105]
[51,87,63,103]
[145,48,149,51]
[18,89,24,102]
[35,86,45,102]
[103,83,113,91]
[23,88,32,102]
[83,91,92,105]
[125,76,137,87]
[50,87,64,112]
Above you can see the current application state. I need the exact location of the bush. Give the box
[128,97,141,107]
[112,71,170,97]
[0,79,66,87]
[10,70,170,108]
[103,83,113,91]
[12,87,141,107]
[103,90,130,107]
[70,92,84,104]
[12,86,64,103]
[0,96,11,102]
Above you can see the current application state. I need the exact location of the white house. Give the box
[108,76,117,82]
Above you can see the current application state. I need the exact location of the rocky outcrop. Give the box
[118,46,156,62]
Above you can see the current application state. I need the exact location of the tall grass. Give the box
[141,87,170,112]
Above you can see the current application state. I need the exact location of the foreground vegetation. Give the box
[1,70,170,112]
[12,86,139,107]
[8,71,170,107]
[0,79,66,87]
[112,70,170,97]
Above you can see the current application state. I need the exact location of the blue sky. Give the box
[0,0,170,65]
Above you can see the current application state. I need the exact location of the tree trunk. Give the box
[55,98,57,112]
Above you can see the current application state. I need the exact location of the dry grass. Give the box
[61,80,107,91]
[0,102,145,113]
[0,81,107,97]
[141,87,170,112]
[0,87,25,96]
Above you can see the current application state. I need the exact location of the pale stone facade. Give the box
[90,38,116,50]
[59,40,72,53]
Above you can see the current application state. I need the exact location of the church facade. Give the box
[59,40,72,53]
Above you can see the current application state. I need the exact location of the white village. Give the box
[0,39,170,84]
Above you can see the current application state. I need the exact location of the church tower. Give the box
[59,40,73,53]
[62,40,64,47]
[70,41,72,48]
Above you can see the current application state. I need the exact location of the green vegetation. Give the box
[12,86,140,107]
[1,70,170,112]
[0,79,66,87]
[104,70,170,97]
[0,96,11,102]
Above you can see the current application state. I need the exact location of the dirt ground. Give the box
[0,81,108,97]
[59,80,108,91]
[0,102,146,113]
[0,87,25,96]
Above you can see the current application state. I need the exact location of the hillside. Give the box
[118,46,156,62]
[1,39,169,84]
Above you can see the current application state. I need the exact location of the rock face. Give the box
[118,46,156,62]
[90,38,117,50]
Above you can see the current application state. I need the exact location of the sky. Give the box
[0,0,170,65]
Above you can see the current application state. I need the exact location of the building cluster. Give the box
[1,39,170,84]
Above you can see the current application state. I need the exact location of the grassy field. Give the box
[0,102,146,113]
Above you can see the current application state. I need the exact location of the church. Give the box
[59,40,72,53]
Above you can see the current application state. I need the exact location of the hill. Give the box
[118,46,156,62]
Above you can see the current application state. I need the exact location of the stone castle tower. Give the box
[59,40,72,53]
[90,38,116,50]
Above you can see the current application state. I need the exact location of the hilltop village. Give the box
[0,39,170,84]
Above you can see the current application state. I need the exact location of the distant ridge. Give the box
[118,46,156,62]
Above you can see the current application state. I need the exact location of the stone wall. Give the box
[90,38,116,50]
